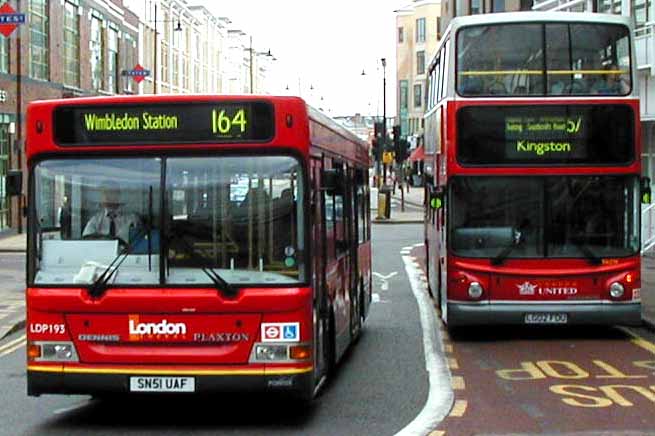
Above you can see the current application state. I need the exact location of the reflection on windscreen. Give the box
[34,158,162,285]
[450,176,640,259]
[32,156,305,286]
[165,156,304,285]
[457,23,631,96]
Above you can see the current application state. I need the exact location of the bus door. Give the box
[346,165,359,335]
[311,157,329,379]
[328,160,350,358]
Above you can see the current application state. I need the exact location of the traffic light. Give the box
[371,138,381,161]
[392,125,408,163]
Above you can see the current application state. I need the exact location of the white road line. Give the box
[395,256,454,436]
[53,400,93,415]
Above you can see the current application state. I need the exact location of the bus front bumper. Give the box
[447,301,642,327]
[27,365,313,398]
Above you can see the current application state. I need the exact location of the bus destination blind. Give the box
[456,105,634,165]
[53,101,274,146]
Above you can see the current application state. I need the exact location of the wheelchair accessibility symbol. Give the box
[283,325,297,340]
[261,322,300,342]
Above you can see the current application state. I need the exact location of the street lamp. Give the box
[247,38,275,94]
[381,57,387,185]
[149,1,182,95]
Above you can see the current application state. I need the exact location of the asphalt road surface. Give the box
[0,224,431,436]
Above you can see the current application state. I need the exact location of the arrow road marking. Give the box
[373,272,398,281]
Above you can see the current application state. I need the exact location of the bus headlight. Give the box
[32,341,79,362]
[468,282,483,299]
[609,282,625,299]
[255,344,288,361]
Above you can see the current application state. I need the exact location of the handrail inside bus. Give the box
[458,70,628,76]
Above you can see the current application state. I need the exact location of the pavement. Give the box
[371,184,425,224]
[0,232,26,339]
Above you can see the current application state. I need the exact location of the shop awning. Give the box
[408,145,425,162]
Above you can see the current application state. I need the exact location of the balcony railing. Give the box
[643,203,655,254]
[636,22,655,76]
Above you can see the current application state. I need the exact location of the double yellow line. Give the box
[0,334,26,357]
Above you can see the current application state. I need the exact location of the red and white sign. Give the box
[0,3,26,38]
[261,322,300,342]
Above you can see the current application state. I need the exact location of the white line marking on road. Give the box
[53,400,93,415]
[373,272,398,281]
[395,255,454,436]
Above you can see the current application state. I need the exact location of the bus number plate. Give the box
[129,376,195,392]
[524,313,568,324]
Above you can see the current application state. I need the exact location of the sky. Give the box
[198,0,409,117]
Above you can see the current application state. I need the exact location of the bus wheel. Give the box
[327,312,337,375]
[352,282,364,342]
[425,240,434,298]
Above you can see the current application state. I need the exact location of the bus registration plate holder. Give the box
[129,376,195,392]
[524,313,568,324]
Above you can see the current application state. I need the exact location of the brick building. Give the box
[0,0,139,235]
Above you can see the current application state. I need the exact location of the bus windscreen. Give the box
[456,104,634,165]
[53,101,274,146]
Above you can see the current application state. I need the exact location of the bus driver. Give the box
[83,185,141,245]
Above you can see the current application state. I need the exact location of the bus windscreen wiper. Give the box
[571,239,602,266]
[169,232,237,297]
[491,229,522,266]
[88,228,149,298]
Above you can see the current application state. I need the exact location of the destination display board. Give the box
[53,101,274,146]
[457,105,634,165]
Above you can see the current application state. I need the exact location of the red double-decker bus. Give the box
[22,95,371,399]
[423,12,649,328]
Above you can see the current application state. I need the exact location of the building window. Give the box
[471,0,483,14]
[107,27,119,94]
[161,42,169,85]
[633,0,650,25]
[90,15,104,90]
[417,51,425,75]
[492,0,506,11]
[599,0,622,13]
[520,0,533,10]
[172,49,179,88]
[63,0,79,87]
[0,35,9,74]
[29,0,49,81]
[414,84,422,108]
[398,27,404,43]
[0,121,9,231]
[416,18,426,43]
[123,33,136,93]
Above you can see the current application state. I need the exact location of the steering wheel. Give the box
[82,233,128,248]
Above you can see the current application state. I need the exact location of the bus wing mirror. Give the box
[5,170,22,197]
[641,177,651,204]
[429,188,444,210]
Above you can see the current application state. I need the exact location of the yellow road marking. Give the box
[428,431,445,436]
[619,327,655,354]
[451,376,465,390]
[449,400,467,417]
[447,357,459,370]
[0,334,26,353]
[0,340,25,357]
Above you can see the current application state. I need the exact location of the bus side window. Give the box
[324,191,335,260]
